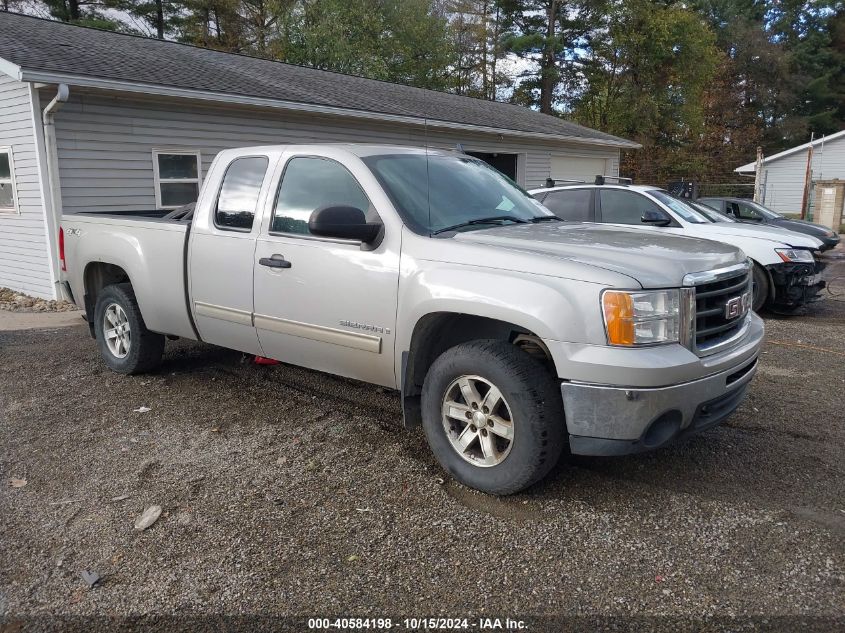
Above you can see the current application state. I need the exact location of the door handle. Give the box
[259,255,292,269]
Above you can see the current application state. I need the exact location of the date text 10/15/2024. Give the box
[307,617,528,630]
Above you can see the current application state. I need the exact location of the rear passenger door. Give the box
[539,188,595,221]
[188,154,272,355]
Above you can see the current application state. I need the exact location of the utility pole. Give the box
[753,146,763,202]
[800,133,815,220]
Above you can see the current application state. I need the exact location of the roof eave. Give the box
[0,57,22,81]
[18,68,641,149]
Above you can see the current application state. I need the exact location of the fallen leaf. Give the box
[133,406,151,413]
[347,555,359,562]
[10,478,27,488]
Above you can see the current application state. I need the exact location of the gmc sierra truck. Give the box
[61,145,764,495]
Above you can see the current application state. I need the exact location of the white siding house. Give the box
[0,12,637,299]
[0,74,55,297]
[735,130,845,216]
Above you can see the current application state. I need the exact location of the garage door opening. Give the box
[467,152,518,181]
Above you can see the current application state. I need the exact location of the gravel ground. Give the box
[1,250,843,632]
[0,288,78,313]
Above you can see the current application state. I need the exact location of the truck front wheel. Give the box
[421,340,565,495]
[94,283,164,374]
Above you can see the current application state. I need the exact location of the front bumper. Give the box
[556,313,764,457]
[819,234,840,251]
[766,260,826,309]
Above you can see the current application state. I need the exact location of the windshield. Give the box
[741,199,782,220]
[689,201,736,223]
[362,153,553,234]
[648,190,710,224]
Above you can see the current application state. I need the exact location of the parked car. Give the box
[698,196,840,251]
[61,146,763,495]
[530,183,826,313]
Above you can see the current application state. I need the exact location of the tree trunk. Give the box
[155,0,164,39]
[490,2,500,101]
[540,0,558,114]
[481,0,489,99]
[67,0,81,21]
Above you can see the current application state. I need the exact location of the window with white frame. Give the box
[153,150,202,209]
[0,148,18,214]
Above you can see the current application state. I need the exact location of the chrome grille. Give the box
[693,269,751,352]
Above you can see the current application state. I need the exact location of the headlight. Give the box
[601,289,680,346]
[775,248,814,263]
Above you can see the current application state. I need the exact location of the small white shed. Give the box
[735,130,845,216]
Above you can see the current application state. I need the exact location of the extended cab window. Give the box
[542,189,593,221]
[599,190,661,224]
[272,157,372,235]
[214,156,269,230]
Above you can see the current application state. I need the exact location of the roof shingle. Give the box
[0,12,637,148]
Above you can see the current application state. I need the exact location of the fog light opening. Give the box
[642,410,683,448]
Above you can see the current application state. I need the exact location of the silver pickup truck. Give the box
[61,144,764,494]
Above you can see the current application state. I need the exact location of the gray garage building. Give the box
[0,11,637,299]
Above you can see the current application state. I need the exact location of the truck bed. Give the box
[61,209,197,340]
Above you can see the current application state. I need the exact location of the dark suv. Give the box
[698,197,840,251]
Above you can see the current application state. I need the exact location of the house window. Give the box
[153,150,201,209]
[0,148,18,214]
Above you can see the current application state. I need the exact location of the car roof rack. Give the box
[595,175,633,186]
[544,178,586,188]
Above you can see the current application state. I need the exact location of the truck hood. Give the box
[689,222,824,249]
[454,222,745,288]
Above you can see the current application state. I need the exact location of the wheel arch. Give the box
[83,262,132,337]
[400,311,555,427]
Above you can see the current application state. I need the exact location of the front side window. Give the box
[736,201,776,220]
[0,148,16,213]
[272,157,372,235]
[154,151,201,209]
[542,189,593,221]
[214,156,269,230]
[599,190,661,225]
[362,153,551,234]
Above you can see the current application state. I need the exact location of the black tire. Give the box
[421,340,565,495]
[751,262,770,312]
[94,283,165,374]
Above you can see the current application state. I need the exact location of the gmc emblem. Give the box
[724,295,746,319]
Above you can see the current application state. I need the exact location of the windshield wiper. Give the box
[529,216,562,223]
[432,215,530,235]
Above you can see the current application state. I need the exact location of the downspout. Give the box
[42,84,69,295]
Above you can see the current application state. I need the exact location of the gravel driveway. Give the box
[1,253,843,632]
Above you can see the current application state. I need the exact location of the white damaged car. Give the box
[530,183,825,312]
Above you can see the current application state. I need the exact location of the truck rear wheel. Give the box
[421,340,565,495]
[94,283,164,374]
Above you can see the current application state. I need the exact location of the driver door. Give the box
[252,152,400,388]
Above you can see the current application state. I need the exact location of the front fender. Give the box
[395,260,608,382]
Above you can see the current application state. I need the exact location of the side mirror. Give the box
[308,205,382,243]
[641,209,672,226]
